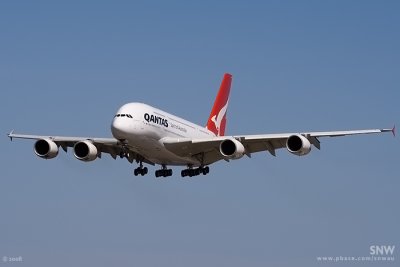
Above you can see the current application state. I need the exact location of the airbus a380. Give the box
[8,73,395,177]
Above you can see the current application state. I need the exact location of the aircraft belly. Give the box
[127,136,199,166]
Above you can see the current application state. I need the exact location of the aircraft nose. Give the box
[111,118,127,139]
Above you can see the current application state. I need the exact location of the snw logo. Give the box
[370,245,395,255]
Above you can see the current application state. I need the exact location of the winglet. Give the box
[391,125,396,137]
[8,130,14,141]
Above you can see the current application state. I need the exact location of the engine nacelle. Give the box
[34,139,59,159]
[73,140,98,162]
[219,138,245,159]
[286,134,311,156]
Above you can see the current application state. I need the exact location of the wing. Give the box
[7,131,154,165]
[162,127,395,165]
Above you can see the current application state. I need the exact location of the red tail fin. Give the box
[206,73,232,136]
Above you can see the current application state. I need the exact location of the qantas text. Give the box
[144,113,169,127]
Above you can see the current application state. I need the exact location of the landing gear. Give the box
[133,164,209,178]
[155,165,173,178]
[134,167,148,176]
[133,162,148,176]
[119,143,130,159]
[181,166,209,177]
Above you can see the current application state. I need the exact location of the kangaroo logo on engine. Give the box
[144,113,168,127]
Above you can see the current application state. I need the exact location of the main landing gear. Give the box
[133,164,210,178]
[181,166,210,177]
[133,162,148,176]
[155,165,173,178]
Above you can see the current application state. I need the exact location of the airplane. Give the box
[8,73,395,178]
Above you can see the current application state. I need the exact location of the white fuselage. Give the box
[111,103,216,166]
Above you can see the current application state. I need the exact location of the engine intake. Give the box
[219,138,245,159]
[34,139,59,159]
[74,140,98,162]
[286,134,311,156]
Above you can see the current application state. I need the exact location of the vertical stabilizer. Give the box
[206,73,232,136]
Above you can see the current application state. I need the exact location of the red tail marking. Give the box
[206,73,232,136]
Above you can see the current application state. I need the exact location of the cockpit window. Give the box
[115,113,133,118]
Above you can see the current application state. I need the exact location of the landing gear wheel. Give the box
[181,169,188,177]
[181,166,210,177]
[155,166,173,178]
[134,165,148,176]
[189,169,195,177]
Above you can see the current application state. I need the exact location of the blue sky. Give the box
[0,1,399,266]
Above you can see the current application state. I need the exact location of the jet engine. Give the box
[286,134,311,156]
[219,138,245,159]
[73,140,98,162]
[34,139,59,159]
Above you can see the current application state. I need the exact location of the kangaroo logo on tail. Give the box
[210,100,229,136]
[206,73,232,136]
